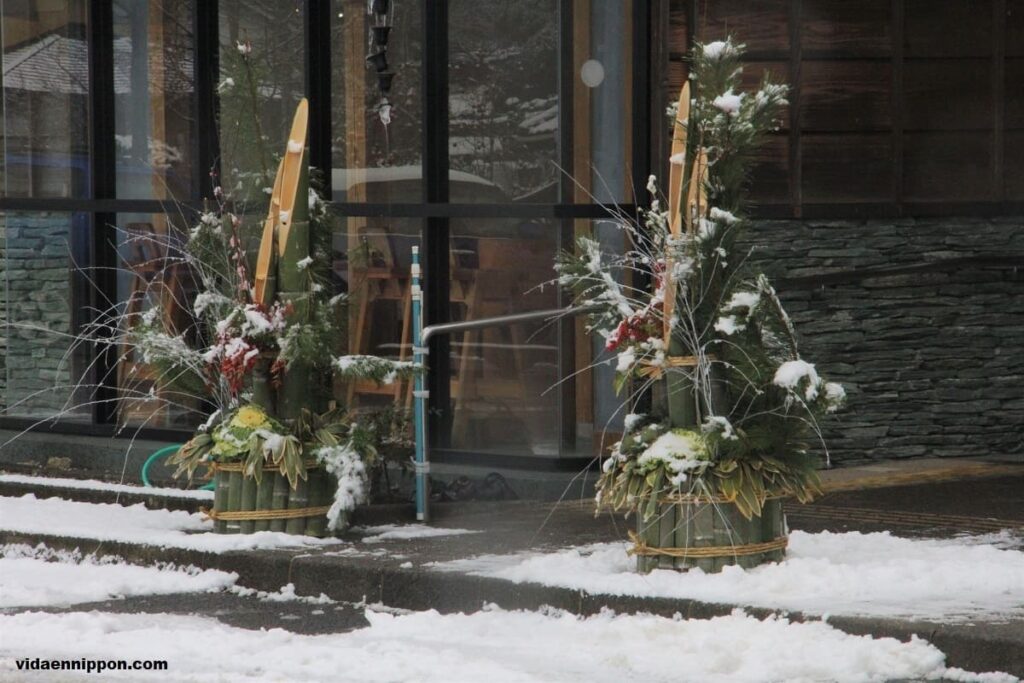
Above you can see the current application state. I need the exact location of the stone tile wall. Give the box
[744,216,1024,463]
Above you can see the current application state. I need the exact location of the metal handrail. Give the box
[413,303,601,521]
[420,304,601,345]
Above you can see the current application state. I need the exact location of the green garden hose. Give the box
[142,445,215,491]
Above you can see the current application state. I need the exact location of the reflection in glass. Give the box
[0,212,89,420]
[449,0,560,203]
[218,0,305,201]
[113,0,195,200]
[115,213,203,429]
[331,0,423,202]
[448,218,559,455]
[1,0,89,198]
[333,215,420,409]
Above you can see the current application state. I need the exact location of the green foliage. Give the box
[564,38,843,519]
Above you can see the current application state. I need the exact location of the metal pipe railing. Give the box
[413,303,600,521]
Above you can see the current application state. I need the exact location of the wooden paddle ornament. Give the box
[663,82,690,348]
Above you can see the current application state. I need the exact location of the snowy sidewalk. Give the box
[0,467,1022,676]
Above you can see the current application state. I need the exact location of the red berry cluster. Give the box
[606,311,659,352]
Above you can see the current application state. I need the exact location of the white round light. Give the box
[580,59,605,88]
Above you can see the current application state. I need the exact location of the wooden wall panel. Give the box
[802,134,893,201]
[904,0,995,57]
[801,61,892,131]
[1005,131,1024,197]
[747,135,791,205]
[903,60,994,131]
[1005,58,1024,128]
[664,0,1019,213]
[699,1,790,54]
[903,132,994,200]
[1007,0,1024,57]
[801,0,891,56]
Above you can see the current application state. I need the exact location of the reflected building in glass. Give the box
[2,1,1021,488]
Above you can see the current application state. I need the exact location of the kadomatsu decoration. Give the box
[132,100,416,536]
[557,39,845,572]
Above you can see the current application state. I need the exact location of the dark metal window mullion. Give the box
[87,0,118,425]
[305,0,332,198]
[556,0,576,453]
[193,0,220,200]
[423,0,452,449]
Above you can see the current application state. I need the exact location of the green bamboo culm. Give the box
[284,476,311,535]
[213,472,231,533]
[253,474,276,532]
[238,475,258,534]
[225,471,243,534]
[269,473,290,533]
[303,469,332,537]
[276,155,310,423]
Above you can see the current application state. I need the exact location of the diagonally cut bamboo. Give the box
[254,159,285,307]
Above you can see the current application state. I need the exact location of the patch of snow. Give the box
[0,544,236,608]
[296,256,314,270]
[773,359,822,400]
[0,474,213,500]
[714,315,743,335]
[229,582,334,605]
[713,90,743,115]
[0,607,1014,682]
[636,431,706,486]
[0,494,339,553]
[315,445,368,531]
[669,152,686,166]
[355,524,480,544]
[431,530,1024,622]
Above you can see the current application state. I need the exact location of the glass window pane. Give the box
[331,0,424,202]
[448,218,559,455]
[218,0,305,201]
[115,212,204,429]
[572,1,634,204]
[113,0,196,200]
[448,0,560,203]
[334,214,420,408]
[1,211,90,420]
[1,0,90,198]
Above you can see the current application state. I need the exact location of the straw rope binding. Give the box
[203,506,331,522]
[658,491,786,505]
[210,460,320,473]
[627,530,788,559]
[638,354,719,378]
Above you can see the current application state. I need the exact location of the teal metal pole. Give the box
[411,246,429,521]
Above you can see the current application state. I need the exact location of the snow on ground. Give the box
[0,473,214,500]
[431,530,1024,622]
[355,524,480,543]
[0,606,1016,683]
[0,544,236,608]
[0,494,339,553]
[229,582,335,605]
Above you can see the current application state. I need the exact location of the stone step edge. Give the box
[1,528,1019,677]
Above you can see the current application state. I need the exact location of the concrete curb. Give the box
[2,528,1020,677]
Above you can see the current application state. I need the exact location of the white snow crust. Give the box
[0,473,214,500]
[0,607,1015,682]
[0,494,339,553]
[431,530,1024,622]
[0,544,236,608]
[356,524,480,544]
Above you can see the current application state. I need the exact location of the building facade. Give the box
[1,1,1021,482]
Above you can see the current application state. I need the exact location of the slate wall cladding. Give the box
[742,216,1024,464]
[0,214,75,417]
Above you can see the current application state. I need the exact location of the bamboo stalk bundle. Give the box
[238,475,258,534]
[252,474,275,532]
[225,471,243,534]
[213,472,230,533]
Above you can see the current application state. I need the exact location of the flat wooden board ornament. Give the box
[663,82,690,347]
[277,98,309,258]
[253,159,285,306]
